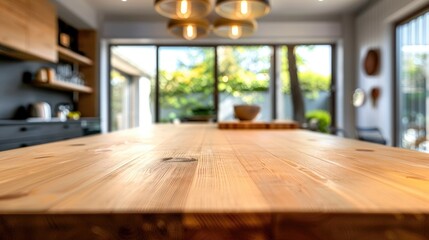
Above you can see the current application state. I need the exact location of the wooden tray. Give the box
[218,121,299,130]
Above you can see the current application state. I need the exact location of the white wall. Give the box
[102,21,341,44]
[355,0,428,145]
[52,0,98,29]
[336,15,357,138]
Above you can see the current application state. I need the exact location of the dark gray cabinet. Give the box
[0,120,99,151]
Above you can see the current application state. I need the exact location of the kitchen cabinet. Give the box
[0,0,98,118]
[0,0,28,52]
[0,121,83,151]
[28,31,98,116]
[0,120,94,151]
[35,46,95,94]
[26,0,57,62]
[0,0,57,62]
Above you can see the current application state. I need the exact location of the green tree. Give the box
[159,45,332,121]
[218,46,270,95]
[281,46,331,99]
[110,70,127,130]
[159,47,215,121]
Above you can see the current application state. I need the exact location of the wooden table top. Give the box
[218,120,300,129]
[1,124,429,239]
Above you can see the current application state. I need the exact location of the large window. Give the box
[397,9,429,152]
[217,46,273,121]
[278,45,333,132]
[109,44,336,131]
[159,47,215,123]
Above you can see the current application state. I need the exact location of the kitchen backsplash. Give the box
[0,56,73,119]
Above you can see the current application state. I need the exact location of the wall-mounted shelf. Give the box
[32,80,93,94]
[57,46,93,66]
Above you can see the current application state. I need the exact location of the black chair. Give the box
[355,127,387,145]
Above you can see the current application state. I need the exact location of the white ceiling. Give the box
[85,0,373,22]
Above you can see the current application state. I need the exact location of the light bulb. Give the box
[183,24,197,40]
[177,0,191,19]
[228,25,242,39]
[237,0,250,18]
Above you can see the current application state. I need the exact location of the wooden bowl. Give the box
[234,105,261,121]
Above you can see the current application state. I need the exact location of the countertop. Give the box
[0,124,428,239]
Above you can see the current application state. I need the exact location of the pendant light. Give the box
[168,19,210,40]
[215,0,270,20]
[155,0,212,19]
[213,18,256,39]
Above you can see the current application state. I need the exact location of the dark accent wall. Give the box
[0,56,73,119]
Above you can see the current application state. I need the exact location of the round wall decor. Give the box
[363,49,380,76]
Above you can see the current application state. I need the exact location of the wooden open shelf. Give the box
[57,46,93,66]
[32,79,93,94]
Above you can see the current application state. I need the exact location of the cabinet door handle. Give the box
[20,126,37,132]
[63,125,70,129]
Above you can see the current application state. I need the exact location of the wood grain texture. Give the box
[57,46,93,66]
[0,0,57,62]
[26,0,57,62]
[0,0,28,52]
[184,213,272,240]
[0,0,58,62]
[0,214,183,240]
[32,79,93,93]
[77,30,98,118]
[218,121,299,129]
[274,213,429,240]
[0,124,429,239]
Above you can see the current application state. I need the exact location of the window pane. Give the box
[110,70,129,131]
[217,46,273,121]
[159,47,215,123]
[110,46,157,131]
[397,11,429,152]
[278,45,333,132]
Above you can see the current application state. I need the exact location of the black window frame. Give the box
[394,4,429,146]
[108,43,337,128]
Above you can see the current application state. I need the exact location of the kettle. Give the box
[29,102,52,120]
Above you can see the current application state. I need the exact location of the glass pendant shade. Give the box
[213,18,256,39]
[215,0,270,20]
[168,19,210,40]
[155,0,212,19]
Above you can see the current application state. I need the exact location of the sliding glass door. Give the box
[278,45,333,132]
[158,46,215,123]
[397,10,429,152]
[217,46,273,121]
[110,46,157,131]
[109,44,336,131]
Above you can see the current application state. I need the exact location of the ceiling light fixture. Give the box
[167,18,210,40]
[213,18,256,39]
[155,0,212,19]
[154,0,270,40]
[215,0,270,20]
